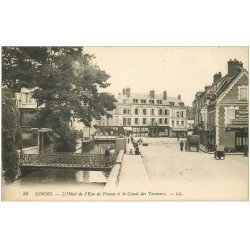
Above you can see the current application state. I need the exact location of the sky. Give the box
[84,47,248,106]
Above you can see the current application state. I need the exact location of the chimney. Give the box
[228,59,243,77]
[213,72,222,83]
[122,88,126,95]
[163,90,167,100]
[178,94,181,100]
[126,87,131,97]
[205,85,210,91]
[149,90,155,99]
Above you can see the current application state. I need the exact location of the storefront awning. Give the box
[172,128,188,132]
[226,125,248,132]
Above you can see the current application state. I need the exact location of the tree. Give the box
[2,47,117,152]
[2,88,22,182]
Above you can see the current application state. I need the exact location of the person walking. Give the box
[104,146,110,167]
[127,137,130,144]
[180,140,184,151]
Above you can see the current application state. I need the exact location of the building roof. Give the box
[117,92,183,106]
[129,92,180,102]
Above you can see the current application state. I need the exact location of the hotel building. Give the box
[96,88,188,137]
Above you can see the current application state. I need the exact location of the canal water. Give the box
[16,141,116,186]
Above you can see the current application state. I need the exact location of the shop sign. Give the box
[231,110,248,125]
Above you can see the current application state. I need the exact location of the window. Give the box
[141,99,146,104]
[151,109,154,115]
[24,93,29,103]
[170,102,174,106]
[135,118,139,124]
[165,109,169,115]
[135,108,138,115]
[123,109,126,114]
[133,99,138,103]
[151,118,155,125]
[164,118,168,125]
[123,118,127,126]
[159,109,163,115]
[180,111,184,118]
[143,109,147,115]
[172,120,174,126]
[127,109,131,115]
[177,120,180,126]
[143,118,147,125]
[149,100,155,104]
[226,109,236,125]
[181,121,184,126]
[239,86,248,101]
[157,100,162,104]
[159,118,162,124]
[128,118,131,125]
[176,112,180,118]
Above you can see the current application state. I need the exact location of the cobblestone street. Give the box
[139,137,248,200]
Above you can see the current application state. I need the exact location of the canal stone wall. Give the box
[104,150,124,190]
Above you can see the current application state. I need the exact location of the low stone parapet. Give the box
[104,150,124,190]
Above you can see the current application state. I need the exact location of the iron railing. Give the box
[20,152,118,168]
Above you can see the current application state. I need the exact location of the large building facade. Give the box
[96,88,188,137]
[193,59,248,151]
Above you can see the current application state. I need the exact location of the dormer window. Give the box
[169,102,174,106]
[157,100,162,104]
[133,99,138,103]
[141,99,146,104]
[149,100,155,104]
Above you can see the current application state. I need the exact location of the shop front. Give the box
[225,109,248,152]
[171,128,188,138]
[132,127,149,137]
[148,126,169,137]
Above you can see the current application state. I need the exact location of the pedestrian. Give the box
[135,147,140,155]
[133,141,138,149]
[180,140,184,151]
[127,137,130,144]
[104,146,110,167]
[177,134,179,141]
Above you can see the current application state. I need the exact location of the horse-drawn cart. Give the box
[185,135,200,152]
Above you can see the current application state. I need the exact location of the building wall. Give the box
[219,74,248,104]
[98,91,188,136]
[15,88,37,109]
[217,72,248,148]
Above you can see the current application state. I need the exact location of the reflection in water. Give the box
[18,142,115,186]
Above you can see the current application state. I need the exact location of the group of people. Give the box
[128,135,142,155]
